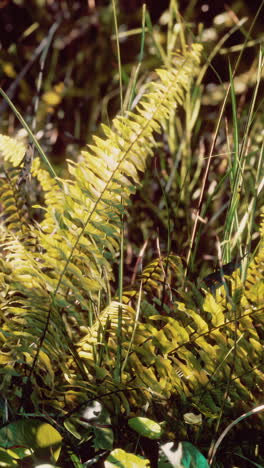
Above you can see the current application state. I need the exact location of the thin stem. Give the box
[112,0,124,382]
[0,88,60,186]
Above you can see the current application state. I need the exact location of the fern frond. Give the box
[0,134,26,167]
[0,166,28,234]
[0,135,35,238]
[33,44,202,305]
[77,301,135,364]
[31,157,65,233]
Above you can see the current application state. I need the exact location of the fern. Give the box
[0,44,203,414]
[0,41,263,451]
[127,215,264,419]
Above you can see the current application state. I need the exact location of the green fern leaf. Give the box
[0,134,26,166]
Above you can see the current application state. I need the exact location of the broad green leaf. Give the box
[0,419,62,462]
[63,419,84,440]
[35,423,62,460]
[183,413,202,426]
[105,448,150,467]
[128,417,162,439]
[160,441,209,468]
[93,426,113,450]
